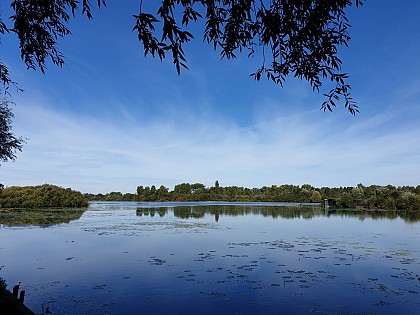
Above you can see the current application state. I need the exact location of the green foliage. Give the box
[0,100,25,163]
[0,184,88,208]
[135,0,362,113]
[88,182,420,211]
[2,0,105,79]
[311,191,322,203]
[174,183,193,195]
[396,192,420,211]
[335,193,355,209]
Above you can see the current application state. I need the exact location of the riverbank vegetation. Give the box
[85,182,420,211]
[0,184,88,208]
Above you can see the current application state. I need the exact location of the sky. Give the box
[1,1,419,194]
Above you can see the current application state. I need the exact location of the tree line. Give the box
[85,182,420,211]
[0,184,88,208]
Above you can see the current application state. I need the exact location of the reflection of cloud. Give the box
[2,99,419,194]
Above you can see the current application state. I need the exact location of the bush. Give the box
[0,184,88,208]
[397,192,420,211]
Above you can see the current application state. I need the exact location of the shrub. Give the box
[0,184,88,208]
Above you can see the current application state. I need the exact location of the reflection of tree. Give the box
[136,208,168,217]
[136,205,420,223]
[174,207,206,219]
[327,209,420,223]
[0,208,85,226]
[400,211,420,223]
[137,205,322,220]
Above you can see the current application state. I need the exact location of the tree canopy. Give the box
[1,0,362,113]
[0,99,25,163]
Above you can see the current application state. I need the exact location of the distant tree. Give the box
[397,192,420,211]
[157,185,169,200]
[191,183,206,194]
[174,183,192,194]
[0,99,25,163]
[88,182,420,210]
[137,185,144,195]
[1,0,362,113]
[301,184,314,190]
[311,191,322,203]
[351,186,364,199]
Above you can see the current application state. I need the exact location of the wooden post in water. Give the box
[12,283,20,297]
[19,290,25,303]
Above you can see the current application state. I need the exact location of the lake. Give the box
[1,202,419,314]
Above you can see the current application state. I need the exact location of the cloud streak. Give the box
[1,97,418,194]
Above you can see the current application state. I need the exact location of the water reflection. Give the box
[0,208,86,227]
[1,202,419,315]
[326,209,420,223]
[135,207,167,218]
[136,205,420,223]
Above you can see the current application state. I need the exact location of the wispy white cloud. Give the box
[1,97,419,193]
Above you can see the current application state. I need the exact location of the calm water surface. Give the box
[1,202,419,314]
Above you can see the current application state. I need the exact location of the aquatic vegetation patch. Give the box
[83,221,218,236]
[156,235,420,313]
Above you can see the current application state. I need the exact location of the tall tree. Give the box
[0,99,25,163]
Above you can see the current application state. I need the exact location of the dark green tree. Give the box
[137,185,145,195]
[0,99,25,163]
[157,185,169,200]
[174,183,192,194]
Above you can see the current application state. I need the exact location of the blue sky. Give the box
[1,1,419,193]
